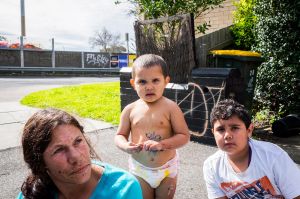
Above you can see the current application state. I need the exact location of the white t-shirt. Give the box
[203,139,300,199]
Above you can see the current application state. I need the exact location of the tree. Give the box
[253,0,300,116]
[89,27,126,53]
[0,35,7,41]
[230,0,257,50]
[115,0,225,34]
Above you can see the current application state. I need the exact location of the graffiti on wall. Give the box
[85,53,110,68]
[166,81,226,137]
[120,73,227,139]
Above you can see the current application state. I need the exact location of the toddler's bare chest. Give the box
[131,110,170,129]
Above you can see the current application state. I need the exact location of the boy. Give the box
[203,99,300,199]
[115,54,190,199]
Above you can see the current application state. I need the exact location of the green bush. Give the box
[230,0,257,50]
[253,0,300,117]
[253,109,278,128]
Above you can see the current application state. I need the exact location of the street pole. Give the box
[20,0,25,69]
[20,36,24,68]
[20,0,26,37]
[52,38,55,68]
[125,33,129,66]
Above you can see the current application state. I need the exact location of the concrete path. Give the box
[0,102,113,150]
[0,77,118,151]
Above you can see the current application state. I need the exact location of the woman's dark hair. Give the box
[20,108,94,199]
[210,99,252,128]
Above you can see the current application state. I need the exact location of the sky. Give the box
[0,0,137,52]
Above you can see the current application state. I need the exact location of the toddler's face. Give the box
[130,65,170,103]
[212,115,253,157]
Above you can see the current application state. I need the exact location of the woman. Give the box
[17,108,142,199]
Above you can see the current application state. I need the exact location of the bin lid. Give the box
[191,68,240,77]
[120,67,132,73]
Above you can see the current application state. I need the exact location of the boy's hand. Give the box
[142,140,163,151]
[125,142,143,154]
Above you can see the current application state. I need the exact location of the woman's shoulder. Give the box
[93,160,137,181]
[16,192,24,199]
[91,161,142,199]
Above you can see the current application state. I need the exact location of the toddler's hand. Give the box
[125,142,143,154]
[142,140,163,151]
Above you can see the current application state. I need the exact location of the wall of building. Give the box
[193,0,237,67]
[195,0,236,37]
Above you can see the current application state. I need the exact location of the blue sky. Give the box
[0,0,136,51]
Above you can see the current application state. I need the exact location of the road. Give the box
[0,77,119,102]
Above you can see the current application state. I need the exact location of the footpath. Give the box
[0,102,112,151]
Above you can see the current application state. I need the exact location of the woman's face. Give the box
[43,124,92,186]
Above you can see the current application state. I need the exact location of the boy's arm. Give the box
[203,159,228,199]
[114,105,142,154]
[158,102,190,151]
[273,150,300,198]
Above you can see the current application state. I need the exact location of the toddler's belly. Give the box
[131,149,176,168]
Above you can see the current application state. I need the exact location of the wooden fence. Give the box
[195,26,233,67]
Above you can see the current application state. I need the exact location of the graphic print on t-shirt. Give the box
[220,176,284,198]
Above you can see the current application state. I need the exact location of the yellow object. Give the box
[211,50,261,57]
[128,54,137,67]
[164,170,170,177]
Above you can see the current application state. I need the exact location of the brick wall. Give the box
[195,0,237,37]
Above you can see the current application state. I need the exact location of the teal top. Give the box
[17,161,142,199]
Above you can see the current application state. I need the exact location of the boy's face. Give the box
[212,115,253,157]
[130,65,170,103]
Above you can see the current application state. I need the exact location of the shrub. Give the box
[253,109,278,128]
[230,0,257,50]
[253,0,300,116]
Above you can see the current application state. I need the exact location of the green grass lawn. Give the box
[21,82,121,124]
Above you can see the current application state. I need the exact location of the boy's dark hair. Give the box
[210,99,252,128]
[132,54,169,78]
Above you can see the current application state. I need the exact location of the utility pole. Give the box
[52,38,55,68]
[20,0,26,68]
[125,33,129,54]
[20,0,26,37]
[125,33,129,67]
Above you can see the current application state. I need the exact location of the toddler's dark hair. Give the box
[132,54,169,78]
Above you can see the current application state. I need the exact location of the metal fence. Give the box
[0,48,136,75]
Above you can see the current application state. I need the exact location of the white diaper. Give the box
[128,152,179,188]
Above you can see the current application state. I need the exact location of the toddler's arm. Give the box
[114,105,142,154]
